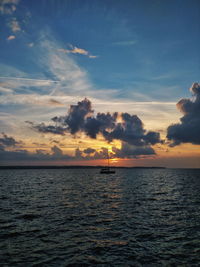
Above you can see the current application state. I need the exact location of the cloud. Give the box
[0,132,20,148]
[83,148,96,154]
[74,143,155,160]
[112,40,137,46]
[0,0,19,15]
[0,76,59,93]
[0,32,177,149]
[27,121,67,136]
[0,144,72,162]
[62,98,94,134]
[167,83,200,146]
[0,130,155,163]
[8,17,21,32]
[0,93,68,107]
[0,35,119,112]
[58,44,97,58]
[48,99,64,106]
[32,98,162,148]
[101,112,161,146]
[0,132,71,162]
[39,37,93,94]
[0,34,95,103]
[73,147,110,160]
[28,42,34,47]
[51,145,63,157]
[112,142,155,158]
[88,55,98,59]
[7,35,16,41]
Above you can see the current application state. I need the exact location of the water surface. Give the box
[0,168,200,266]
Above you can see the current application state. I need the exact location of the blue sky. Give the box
[1,0,199,100]
[0,0,199,166]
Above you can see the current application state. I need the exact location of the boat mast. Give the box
[107,150,110,168]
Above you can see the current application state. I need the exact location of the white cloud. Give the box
[88,55,98,59]
[28,42,34,47]
[8,17,21,32]
[7,35,15,41]
[0,76,60,97]
[38,37,94,95]
[58,43,98,59]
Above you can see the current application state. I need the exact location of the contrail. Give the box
[0,76,60,83]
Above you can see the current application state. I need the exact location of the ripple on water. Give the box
[0,168,200,265]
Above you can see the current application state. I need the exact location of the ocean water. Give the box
[0,168,200,266]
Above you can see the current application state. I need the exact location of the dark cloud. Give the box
[75,148,83,159]
[167,83,200,146]
[0,144,4,151]
[32,98,161,147]
[0,149,31,161]
[72,144,155,160]
[83,112,117,139]
[102,113,160,146]
[0,134,155,163]
[83,148,96,154]
[0,133,20,148]
[112,142,155,158]
[75,147,109,160]
[31,123,67,135]
[51,145,63,157]
[0,144,71,162]
[64,98,93,134]
[50,139,60,144]
[144,131,161,145]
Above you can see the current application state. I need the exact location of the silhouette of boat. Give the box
[100,167,115,174]
[100,150,115,174]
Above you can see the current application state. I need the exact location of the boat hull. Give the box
[100,170,115,174]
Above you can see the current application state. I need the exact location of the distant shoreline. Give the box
[0,165,167,170]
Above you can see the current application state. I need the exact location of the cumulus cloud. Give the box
[167,83,200,146]
[64,98,94,134]
[58,44,97,58]
[31,98,161,153]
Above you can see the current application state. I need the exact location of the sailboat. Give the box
[100,150,115,174]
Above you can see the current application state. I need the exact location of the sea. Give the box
[0,168,200,266]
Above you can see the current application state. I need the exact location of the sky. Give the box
[0,0,199,167]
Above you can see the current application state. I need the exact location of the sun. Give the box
[110,158,119,164]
